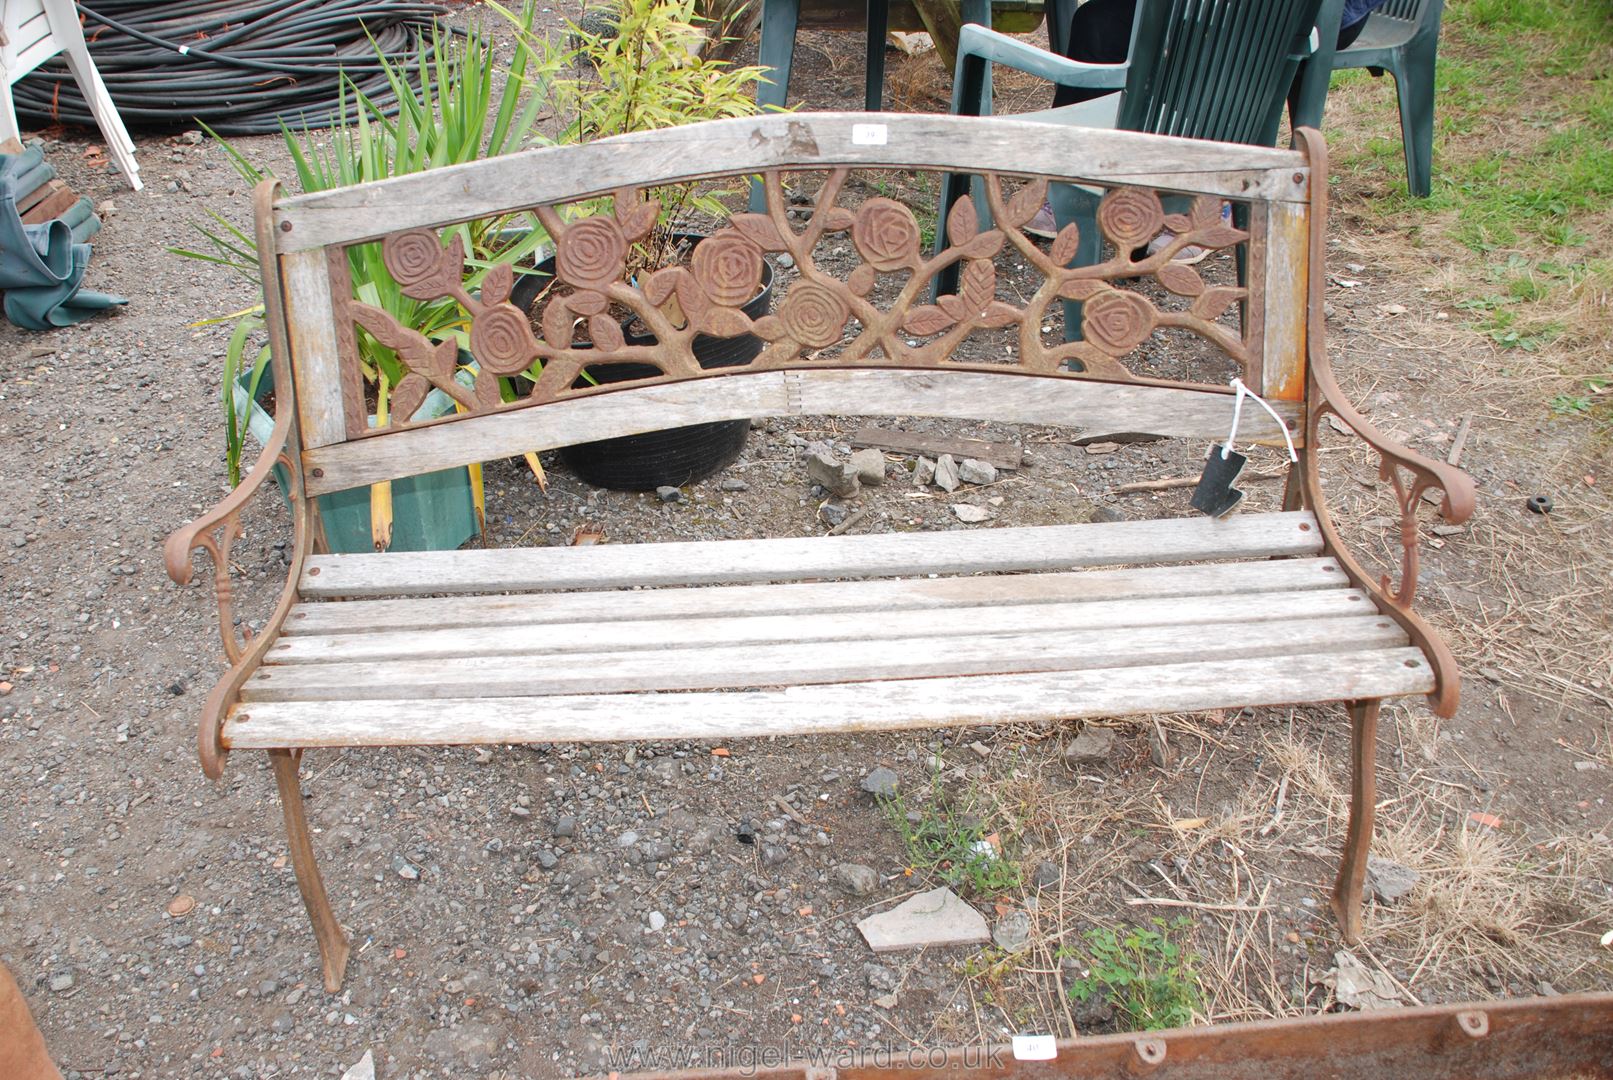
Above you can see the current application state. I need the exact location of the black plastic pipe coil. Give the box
[11,1,456,135]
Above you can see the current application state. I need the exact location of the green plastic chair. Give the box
[1289,0,1444,197]
[937,0,1324,338]
[755,0,1073,118]
[748,0,1076,211]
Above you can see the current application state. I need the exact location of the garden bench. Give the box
[164,113,1473,994]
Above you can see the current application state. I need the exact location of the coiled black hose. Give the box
[11,0,457,135]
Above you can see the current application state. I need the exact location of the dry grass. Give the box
[939,706,1613,1038]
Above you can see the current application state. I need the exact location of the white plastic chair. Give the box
[1,0,141,190]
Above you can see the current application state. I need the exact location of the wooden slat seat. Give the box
[223,511,1433,749]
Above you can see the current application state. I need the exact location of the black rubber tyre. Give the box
[514,243,773,492]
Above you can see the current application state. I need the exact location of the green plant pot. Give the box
[236,368,480,554]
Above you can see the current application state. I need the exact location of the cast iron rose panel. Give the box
[333,168,1254,431]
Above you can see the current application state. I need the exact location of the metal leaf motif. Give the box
[1156,263,1206,297]
[1049,223,1082,268]
[1005,180,1049,228]
[946,195,979,247]
[903,304,956,336]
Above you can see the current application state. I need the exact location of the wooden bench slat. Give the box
[272,114,1311,253]
[224,646,1435,749]
[244,614,1406,702]
[301,370,1302,498]
[285,556,1348,635]
[270,586,1371,665]
[300,511,1325,598]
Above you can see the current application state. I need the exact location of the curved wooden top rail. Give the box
[270,113,1311,252]
[300,367,1301,496]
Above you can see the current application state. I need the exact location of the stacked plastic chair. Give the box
[1,0,142,190]
[1290,0,1445,197]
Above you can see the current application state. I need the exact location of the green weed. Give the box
[879,770,1023,896]
[1065,918,1202,1031]
[1551,377,1611,415]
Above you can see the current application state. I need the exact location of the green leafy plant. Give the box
[218,313,271,488]
[1066,917,1202,1031]
[879,769,1023,896]
[493,0,772,279]
[178,7,556,383]
[1551,376,1610,416]
[173,5,557,543]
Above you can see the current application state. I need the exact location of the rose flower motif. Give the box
[383,229,459,298]
[556,216,628,291]
[1096,188,1165,248]
[692,234,764,308]
[851,197,921,272]
[469,304,541,376]
[1081,289,1155,354]
[778,282,850,348]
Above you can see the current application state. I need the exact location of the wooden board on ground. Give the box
[850,425,1023,470]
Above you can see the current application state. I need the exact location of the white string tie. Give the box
[1223,377,1298,462]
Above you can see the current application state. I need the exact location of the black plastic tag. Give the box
[1191,443,1248,518]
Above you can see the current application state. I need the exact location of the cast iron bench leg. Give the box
[1332,698,1380,944]
[270,749,352,992]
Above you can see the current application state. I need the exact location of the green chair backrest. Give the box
[1377,0,1427,20]
[1118,0,1326,147]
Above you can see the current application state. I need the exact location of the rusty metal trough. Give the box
[607,994,1613,1080]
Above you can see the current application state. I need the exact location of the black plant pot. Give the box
[510,241,774,492]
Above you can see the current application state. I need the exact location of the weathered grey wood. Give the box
[223,646,1434,749]
[272,114,1311,253]
[244,615,1406,701]
[279,249,348,450]
[299,510,1324,597]
[1261,200,1311,404]
[268,587,1371,664]
[300,370,1301,497]
[303,372,790,496]
[285,556,1349,635]
[849,425,1023,470]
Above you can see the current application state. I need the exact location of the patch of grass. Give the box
[1327,0,1613,248]
[1065,917,1202,1031]
[879,769,1024,896]
[1550,375,1611,415]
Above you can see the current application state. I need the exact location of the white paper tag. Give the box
[1011,1035,1057,1061]
[851,123,888,146]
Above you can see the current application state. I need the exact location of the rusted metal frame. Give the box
[164,179,318,780]
[322,246,369,442]
[1332,698,1380,944]
[609,994,1613,1080]
[1288,128,1474,720]
[269,748,351,993]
